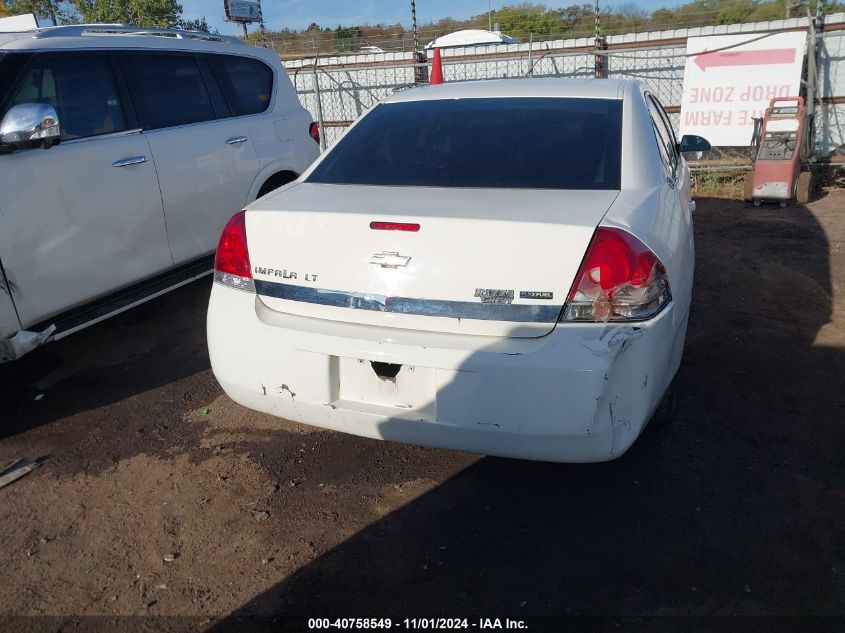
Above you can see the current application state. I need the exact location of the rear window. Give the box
[307,97,623,190]
[212,55,273,116]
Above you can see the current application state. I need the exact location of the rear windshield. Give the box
[307,97,623,190]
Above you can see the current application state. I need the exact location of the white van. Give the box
[0,25,319,361]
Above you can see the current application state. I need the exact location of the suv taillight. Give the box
[309,122,320,144]
[214,211,254,292]
[561,227,670,323]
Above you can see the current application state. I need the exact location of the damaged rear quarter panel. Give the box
[581,310,685,457]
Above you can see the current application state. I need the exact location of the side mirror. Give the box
[678,134,711,154]
[0,103,61,152]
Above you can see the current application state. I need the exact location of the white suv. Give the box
[0,25,319,362]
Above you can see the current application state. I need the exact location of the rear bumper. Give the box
[207,286,687,462]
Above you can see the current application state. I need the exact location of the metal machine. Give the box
[745,96,814,206]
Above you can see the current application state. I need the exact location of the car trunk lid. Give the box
[246,183,618,338]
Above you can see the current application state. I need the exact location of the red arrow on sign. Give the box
[694,48,796,71]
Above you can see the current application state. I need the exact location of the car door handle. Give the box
[112,156,147,167]
[225,136,248,145]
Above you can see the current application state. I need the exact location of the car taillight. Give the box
[214,210,254,292]
[309,122,320,144]
[561,227,670,323]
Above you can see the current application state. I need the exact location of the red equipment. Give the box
[746,96,814,206]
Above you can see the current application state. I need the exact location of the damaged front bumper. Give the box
[0,325,56,363]
[208,287,687,463]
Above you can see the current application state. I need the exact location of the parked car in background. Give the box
[207,78,710,463]
[0,25,320,362]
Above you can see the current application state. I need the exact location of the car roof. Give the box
[384,78,632,104]
[0,24,278,64]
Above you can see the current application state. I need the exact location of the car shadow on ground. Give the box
[0,277,214,442]
[208,197,843,627]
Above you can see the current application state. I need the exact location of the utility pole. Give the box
[256,0,267,45]
[594,0,600,48]
[412,0,427,83]
[594,0,605,78]
[488,0,493,31]
[411,0,419,56]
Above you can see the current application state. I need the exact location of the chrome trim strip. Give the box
[254,280,562,323]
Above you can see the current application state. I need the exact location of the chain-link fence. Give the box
[288,42,688,148]
[290,60,418,146]
[283,16,845,159]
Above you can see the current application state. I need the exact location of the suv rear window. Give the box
[212,55,273,116]
[307,97,623,190]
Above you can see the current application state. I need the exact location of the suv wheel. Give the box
[257,171,298,199]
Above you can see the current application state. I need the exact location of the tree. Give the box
[490,3,562,37]
[179,15,213,32]
[8,0,66,24]
[649,7,676,29]
[66,0,209,29]
[0,1,11,17]
[334,24,361,40]
[715,0,757,24]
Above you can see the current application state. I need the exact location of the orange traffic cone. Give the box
[430,48,444,85]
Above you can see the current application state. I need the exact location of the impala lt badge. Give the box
[253,266,318,282]
[370,251,411,268]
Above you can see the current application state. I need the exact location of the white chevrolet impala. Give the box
[207,78,710,462]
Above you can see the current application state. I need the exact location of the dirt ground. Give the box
[0,192,843,632]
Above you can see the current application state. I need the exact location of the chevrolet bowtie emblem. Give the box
[369,251,411,268]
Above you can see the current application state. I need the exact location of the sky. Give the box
[182,0,676,37]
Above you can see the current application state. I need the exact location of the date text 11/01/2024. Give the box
[307,618,529,630]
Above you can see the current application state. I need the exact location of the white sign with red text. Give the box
[679,32,807,146]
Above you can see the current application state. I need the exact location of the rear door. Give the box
[0,51,172,327]
[120,52,260,266]
[645,92,694,313]
[647,94,692,208]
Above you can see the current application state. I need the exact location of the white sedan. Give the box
[207,78,709,462]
